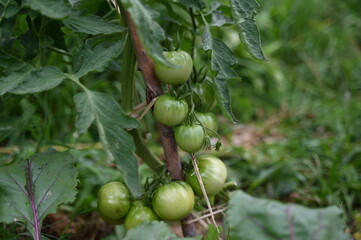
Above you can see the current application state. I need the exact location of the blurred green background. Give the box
[1,0,360,238]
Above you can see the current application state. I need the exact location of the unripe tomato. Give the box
[186,155,227,197]
[152,181,195,221]
[97,181,130,224]
[124,201,159,231]
[195,112,218,136]
[174,124,205,153]
[155,50,193,85]
[154,94,189,127]
[191,81,217,112]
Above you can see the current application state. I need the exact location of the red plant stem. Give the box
[26,159,40,240]
[123,9,196,236]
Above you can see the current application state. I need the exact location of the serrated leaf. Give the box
[73,38,125,77]
[0,65,66,96]
[202,25,239,122]
[23,0,72,19]
[63,13,127,35]
[227,191,352,240]
[0,149,78,239]
[179,0,206,10]
[213,78,239,123]
[210,38,238,80]
[121,0,171,67]
[230,0,266,60]
[74,91,141,196]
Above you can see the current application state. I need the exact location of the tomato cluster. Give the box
[97,181,159,229]
[154,50,219,153]
[98,156,228,227]
[97,50,229,230]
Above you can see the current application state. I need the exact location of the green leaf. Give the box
[227,190,352,240]
[74,91,141,196]
[0,149,78,239]
[229,0,266,60]
[63,13,127,35]
[0,0,21,19]
[210,38,238,80]
[121,0,171,67]
[73,38,126,77]
[202,25,239,122]
[23,0,72,19]
[205,224,222,240]
[213,78,239,123]
[179,0,206,10]
[0,65,66,96]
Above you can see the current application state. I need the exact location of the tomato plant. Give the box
[97,182,131,224]
[186,155,227,197]
[154,51,193,85]
[154,94,189,127]
[124,201,159,231]
[195,112,218,136]
[190,81,217,112]
[152,181,195,221]
[174,124,205,153]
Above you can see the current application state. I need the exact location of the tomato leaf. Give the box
[202,23,239,122]
[227,190,352,240]
[73,38,126,78]
[74,91,141,196]
[63,13,127,35]
[0,149,78,239]
[0,65,66,96]
[121,0,172,67]
[229,0,266,60]
[0,0,21,19]
[124,221,202,240]
[22,0,72,19]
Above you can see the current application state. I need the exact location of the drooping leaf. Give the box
[23,0,72,19]
[121,0,171,67]
[124,221,202,240]
[73,38,126,77]
[210,38,238,80]
[230,0,266,60]
[63,13,127,35]
[74,91,141,196]
[213,78,239,123]
[202,23,239,122]
[0,65,66,96]
[227,190,352,240]
[0,149,78,239]
[179,0,206,11]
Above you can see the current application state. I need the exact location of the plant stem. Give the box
[129,129,164,173]
[122,7,196,236]
[26,159,40,240]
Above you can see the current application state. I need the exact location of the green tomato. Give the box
[186,155,227,197]
[154,94,189,127]
[195,112,218,136]
[155,51,193,85]
[152,181,195,221]
[97,181,130,224]
[191,81,217,112]
[124,201,159,231]
[174,124,205,153]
